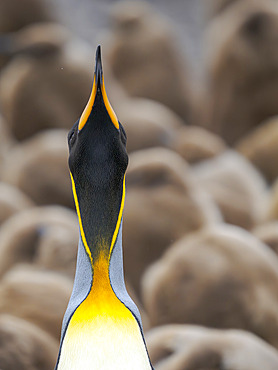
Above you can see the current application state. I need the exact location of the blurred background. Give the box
[1,0,278,369]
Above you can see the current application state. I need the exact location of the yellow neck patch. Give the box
[66,251,131,322]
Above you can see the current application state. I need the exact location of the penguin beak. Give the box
[78,45,119,131]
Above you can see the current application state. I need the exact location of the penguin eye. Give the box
[68,128,77,147]
[119,122,127,146]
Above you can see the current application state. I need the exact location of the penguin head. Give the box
[68,45,128,190]
[67,46,127,253]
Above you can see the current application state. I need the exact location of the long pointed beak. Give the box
[78,45,119,131]
[95,45,102,90]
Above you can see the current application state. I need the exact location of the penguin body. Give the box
[55,46,152,369]
[57,226,151,369]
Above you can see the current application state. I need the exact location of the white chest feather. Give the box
[57,315,151,370]
[57,250,152,370]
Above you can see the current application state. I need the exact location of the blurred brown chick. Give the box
[0,206,78,278]
[0,314,58,370]
[142,224,278,349]
[264,178,278,222]
[237,116,278,183]
[146,324,278,370]
[0,0,54,33]
[0,266,72,340]
[253,221,278,256]
[104,1,191,121]
[0,116,14,172]
[117,98,183,153]
[1,129,73,208]
[171,126,226,164]
[0,182,34,226]
[202,0,278,144]
[0,23,92,140]
[124,148,221,297]
[208,0,243,18]
[193,150,267,229]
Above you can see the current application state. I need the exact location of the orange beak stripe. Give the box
[78,75,119,131]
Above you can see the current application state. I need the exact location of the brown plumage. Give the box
[0,182,34,226]
[193,151,267,229]
[1,130,73,208]
[104,1,191,121]
[117,98,183,153]
[0,116,14,172]
[123,148,221,297]
[171,126,226,164]
[253,221,278,256]
[208,0,242,17]
[146,325,278,370]
[0,314,58,370]
[142,224,278,349]
[0,0,54,33]
[237,116,278,183]
[0,206,78,278]
[0,23,92,140]
[0,267,72,340]
[202,0,278,144]
[263,179,278,221]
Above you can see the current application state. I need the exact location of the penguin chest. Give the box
[57,258,151,370]
[58,311,151,370]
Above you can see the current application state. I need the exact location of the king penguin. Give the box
[55,46,153,370]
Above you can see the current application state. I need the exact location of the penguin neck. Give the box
[91,250,114,301]
[70,172,125,264]
[70,172,128,307]
[88,216,125,300]
[56,177,153,369]
[74,229,126,323]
